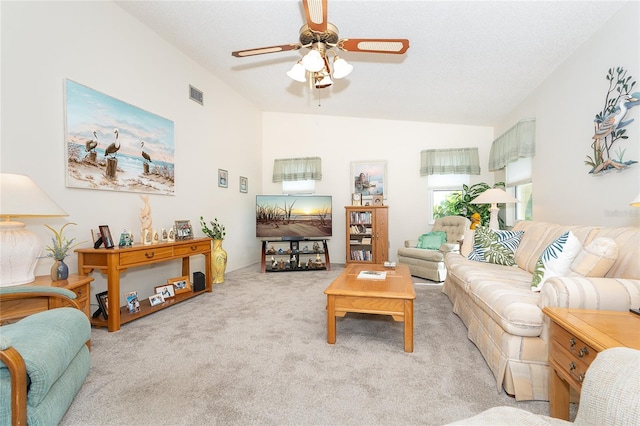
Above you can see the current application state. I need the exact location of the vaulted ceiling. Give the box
[116,1,627,126]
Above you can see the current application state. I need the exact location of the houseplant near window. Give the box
[433,182,507,228]
[44,222,82,281]
[200,216,227,283]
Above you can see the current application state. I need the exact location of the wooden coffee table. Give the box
[324,264,416,352]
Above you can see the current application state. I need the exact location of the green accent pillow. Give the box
[417,231,447,250]
[467,226,524,266]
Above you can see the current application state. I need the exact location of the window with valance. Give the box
[420,147,481,176]
[272,157,322,182]
[488,118,536,171]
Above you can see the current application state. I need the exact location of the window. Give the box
[282,179,315,194]
[506,157,532,222]
[428,174,469,223]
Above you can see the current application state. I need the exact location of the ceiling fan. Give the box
[231,0,410,89]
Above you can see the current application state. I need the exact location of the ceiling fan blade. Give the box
[232,43,301,58]
[303,0,328,33]
[338,39,410,54]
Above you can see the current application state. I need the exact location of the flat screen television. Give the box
[256,195,332,239]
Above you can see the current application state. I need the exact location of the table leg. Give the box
[404,299,414,353]
[549,368,570,420]
[327,295,336,344]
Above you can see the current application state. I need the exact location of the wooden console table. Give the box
[543,307,640,420]
[76,238,212,332]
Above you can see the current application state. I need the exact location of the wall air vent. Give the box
[189,85,203,105]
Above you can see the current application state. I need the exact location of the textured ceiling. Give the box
[116,0,626,126]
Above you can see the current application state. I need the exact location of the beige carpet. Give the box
[61,264,550,425]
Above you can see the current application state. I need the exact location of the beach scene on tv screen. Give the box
[256,195,332,238]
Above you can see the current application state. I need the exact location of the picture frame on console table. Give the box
[168,275,191,294]
[95,291,109,320]
[98,225,114,248]
[155,284,175,299]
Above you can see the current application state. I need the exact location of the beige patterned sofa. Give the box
[442,220,640,401]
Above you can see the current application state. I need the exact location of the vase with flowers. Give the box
[45,222,82,281]
[200,216,227,283]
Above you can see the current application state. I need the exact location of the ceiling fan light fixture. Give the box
[332,56,353,79]
[302,49,324,72]
[314,72,333,89]
[286,61,307,82]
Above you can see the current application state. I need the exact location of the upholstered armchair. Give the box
[445,347,640,425]
[0,286,91,426]
[397,215,471,281]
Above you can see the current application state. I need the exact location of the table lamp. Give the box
[470,188,518,230]
[0,173,68,287]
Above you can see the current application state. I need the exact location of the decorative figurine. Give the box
[118,230,131,247]
[139,195,152,242]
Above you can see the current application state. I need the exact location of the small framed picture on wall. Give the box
[218,169,228,188]
[239,176,248,193]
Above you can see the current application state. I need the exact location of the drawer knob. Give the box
[569,362,585,383]
[578,347,589,358]
[190,245,198,251]
[145,251,155,259]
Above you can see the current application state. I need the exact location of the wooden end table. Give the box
[324,264,416,352]
[543,307,640,420]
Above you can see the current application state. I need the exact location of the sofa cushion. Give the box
[468,226,524,266]
[531,231,582,292]
[398,246,444,262]
[569,237,618,277]
[460,229,474,257]
[417,231,446,249]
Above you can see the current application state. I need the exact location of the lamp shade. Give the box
[1,173,68,218]
[301,49,324,72]
[0,173,68,286]
[332,57,353,79]
[470,188,518,230]
[286,61,306,82]
[470,188,518,205]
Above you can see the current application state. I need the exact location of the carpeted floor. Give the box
[61,264,550,425]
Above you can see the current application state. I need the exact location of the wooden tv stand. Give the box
[76,238,212,332]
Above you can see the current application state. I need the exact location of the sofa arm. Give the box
[0,286,80,312]
[539,277,640,311]
[404,240,418,248]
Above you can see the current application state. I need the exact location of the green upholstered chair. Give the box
[0,286,91,426]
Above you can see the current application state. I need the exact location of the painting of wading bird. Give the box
[587,67,639,175]
[65,79,175,195]
[104,129,120,158]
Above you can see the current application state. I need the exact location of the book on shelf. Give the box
[357,270,387,280]
[361,237,372,244]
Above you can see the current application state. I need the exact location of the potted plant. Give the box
[433,182,507,228]
[200,216,227,283]
[44,222,82,281]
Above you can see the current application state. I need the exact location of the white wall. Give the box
[496,1,640,227]
[261,112,494,263]
[1,2,263,305]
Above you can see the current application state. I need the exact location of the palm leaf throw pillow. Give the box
[468,226,524,266]
[531,231,582,291]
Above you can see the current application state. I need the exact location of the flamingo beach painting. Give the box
[65,79,175,195]
[587,67,639,176]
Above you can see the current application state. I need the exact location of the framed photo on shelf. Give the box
[239,176,248,193]
[218,169,228,188]
[98,225,115,248]
[350,161,386,199]
[95,291,109,320]
[174,220,193,240]
[168,275,191,294]
[148,293,165,307]
[372,195,384,206]
[155,284,175,299]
